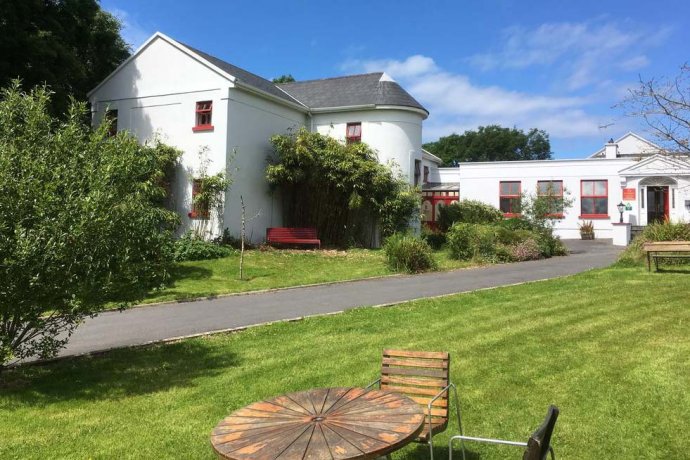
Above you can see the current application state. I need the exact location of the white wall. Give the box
[225,88,307,243]
[90,36,233,238]
[312,109,424,184]
[455,158,638,239]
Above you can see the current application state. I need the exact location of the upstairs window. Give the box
[105,109,118,137]
[193,101,213,131]
[581,180,608,217]
[537,180,564,216]
[499,181,521,216]
[423,166,430,184]
[346,122,361,144]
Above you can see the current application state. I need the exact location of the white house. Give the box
[88,32,428,242]
[424,132,690,244]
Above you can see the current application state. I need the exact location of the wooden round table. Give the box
[211,387,425,460]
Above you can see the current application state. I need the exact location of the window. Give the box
[105,109,118,137]
[581,180,608,217]
[188,179,209,219]
[499,181,521,216]
[423,166,429,183]
[346,122,361,144]
[537,180,564,216]
[414,160,421,186]
[193,101,213,131]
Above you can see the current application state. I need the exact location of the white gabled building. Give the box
[425,133,690,244]
[88,32,428,243]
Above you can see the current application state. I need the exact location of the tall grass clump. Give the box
[617,221,690,265]
[383,233,437,273]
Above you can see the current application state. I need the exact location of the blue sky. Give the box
[102,0,689,158]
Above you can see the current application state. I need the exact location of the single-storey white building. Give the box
[423,132,690,244]
[88,32,428,242]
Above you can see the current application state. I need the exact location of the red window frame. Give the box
[499,181,521,217]
[346,122,361,144]
[537,180,564,218]
[188,179,210,219]
[580,179,609,218]
[193,101,213,132]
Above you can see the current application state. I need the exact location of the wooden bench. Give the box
[266,227,321,248]
[643,241,690,271]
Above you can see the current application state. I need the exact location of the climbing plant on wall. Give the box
[266,128,420,247]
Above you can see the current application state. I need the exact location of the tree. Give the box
[423,125,552,166]
[0,83,180,372]
[266,128,419,247]
[0,0,130,116]
[272,74,296,84]
[622,64,690,153]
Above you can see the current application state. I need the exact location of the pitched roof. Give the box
[178,42,303,106]
[277,73,429,115]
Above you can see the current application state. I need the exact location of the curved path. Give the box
[59,239,621,358]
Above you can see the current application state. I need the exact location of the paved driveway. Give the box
[58,239,621,358]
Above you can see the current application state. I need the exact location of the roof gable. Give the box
[618,154,690,176]
[588,132,663,158]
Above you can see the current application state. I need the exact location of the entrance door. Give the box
[647,186,669,223]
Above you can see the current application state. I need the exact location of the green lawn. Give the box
[2,265,688,459]
[143,248,474,304]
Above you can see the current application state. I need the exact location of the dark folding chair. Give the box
[449,405,559,460]
[366,349,462,460]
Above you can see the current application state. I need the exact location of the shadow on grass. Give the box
[403,443,482,460]
[1,341,238,404]
[168,264,214,282]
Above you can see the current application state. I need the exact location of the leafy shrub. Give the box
[421,226,447,249]
[495,227,534,246]
[437,200,503,232]
[383,233,437,273]
[617,221,690,265]
[213,228,254,250]
[499,217,539,231]
[510,238,542,261]
[533,229,568,258]
[447,223,497,261]
[174,232,234,262]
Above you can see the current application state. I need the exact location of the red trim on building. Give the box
[499,181,521,217]
[194,101,213,132]
[580,179,609,218]
[346,122,361,144]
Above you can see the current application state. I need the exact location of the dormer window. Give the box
[193,101,213,132]
[346,122,361,144]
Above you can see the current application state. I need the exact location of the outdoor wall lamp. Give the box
[617,202,625,223]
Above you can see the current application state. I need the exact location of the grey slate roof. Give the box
[278,73,428,114]
[179,42,303,106]
[179,40,427,114]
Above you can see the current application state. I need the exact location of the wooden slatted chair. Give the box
[366,349,462,460]
[448,405,559,460]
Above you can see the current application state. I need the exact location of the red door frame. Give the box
[663,186,670,220]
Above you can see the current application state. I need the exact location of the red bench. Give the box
[266,227,321,248]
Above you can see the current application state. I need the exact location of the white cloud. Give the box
[343,55,604,140]
[342,55,438,78]
[468,20,670,91]
[107,7,152,50]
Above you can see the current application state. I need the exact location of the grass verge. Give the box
[3,265,686,459]
[142,248,474,304]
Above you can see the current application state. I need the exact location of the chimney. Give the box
[604,138,618,159]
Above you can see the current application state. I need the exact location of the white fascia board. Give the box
[88,31,238,98]
[310,104,428,118]
[422,149,443,164]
